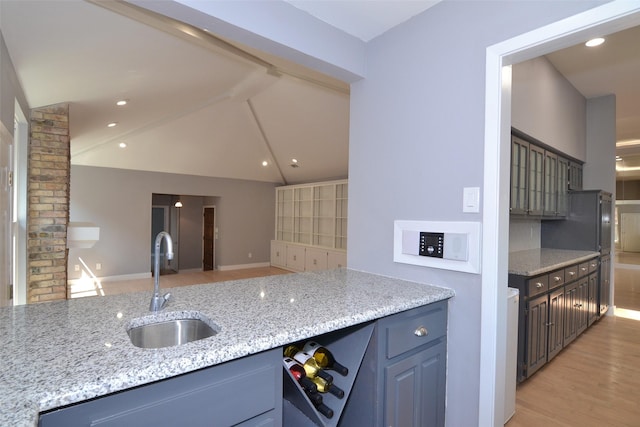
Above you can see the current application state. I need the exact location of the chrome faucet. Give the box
[150,231,174,311]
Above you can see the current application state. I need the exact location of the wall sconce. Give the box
[174,200,183,208]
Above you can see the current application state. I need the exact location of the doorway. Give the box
[483,4,640,425]
[151,202,180,275]
[203,206,216,271]
[621,213,640,252]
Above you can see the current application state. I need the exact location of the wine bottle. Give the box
[302,341,349,376]
[288,350,334,383]
[311,375,345,399]
[283,357,317,393]
[311,396,334,419]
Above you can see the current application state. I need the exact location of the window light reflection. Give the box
[614,307,640,321]
[69,258,105,298]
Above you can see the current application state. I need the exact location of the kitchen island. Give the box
[0,268,454,426]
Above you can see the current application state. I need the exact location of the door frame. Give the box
[202,205,216,271]
[481,3,640,426]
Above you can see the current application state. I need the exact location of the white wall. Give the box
[584,94,616,193]
[348,2,607,425]
[151,1,612,425]
[69,165,276,279]
[512,56,587,160]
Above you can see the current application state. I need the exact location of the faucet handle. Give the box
[163,292,172,304]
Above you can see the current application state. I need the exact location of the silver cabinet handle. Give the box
[414,326,428,337]
[553,276,561,282]
[568,271,575,277]
[536,282,543,289]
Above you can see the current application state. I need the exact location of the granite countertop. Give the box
[509,248,600,276]
[0,268,454,426]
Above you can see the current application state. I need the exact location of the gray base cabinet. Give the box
[510,256,601,382]
[339,301,447,427]
[39,348,283,427]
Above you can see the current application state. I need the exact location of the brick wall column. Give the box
[27,103,70,303]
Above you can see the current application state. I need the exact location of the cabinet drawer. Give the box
[578,263,590,278]
[382,303,447,360]
[588,258,599,273]
[527,275,548,297]
[548,270,565,290]
[564,265,578,282]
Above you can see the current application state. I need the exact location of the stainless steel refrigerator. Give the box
[541,190,612,315]
[541,190,612,255]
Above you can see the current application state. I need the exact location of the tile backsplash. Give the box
[509,218,541,252]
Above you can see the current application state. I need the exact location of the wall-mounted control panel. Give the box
[394,221,481,274]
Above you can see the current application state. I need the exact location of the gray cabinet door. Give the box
[543,150,558,216]
[39,348,282,427]
[588,272,599,326]
[528,144,545,216]
[576,278,589,336]
[599,254,611,315]
[556,156,570,217]
[510,136,529,215]
[526,294,548,377]
[547,288,565,361]
[384,341,446,427]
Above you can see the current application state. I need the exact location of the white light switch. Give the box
[463,187,480,213]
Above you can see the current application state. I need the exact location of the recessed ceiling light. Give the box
[119,142,127,148]
[107,122,117,128]
[262,160,268,167]
[585,37,605,47]
[116,100,128,106]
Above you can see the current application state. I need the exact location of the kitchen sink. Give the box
[128,318,218,349]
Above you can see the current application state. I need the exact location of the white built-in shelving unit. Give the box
[272,180,347,272]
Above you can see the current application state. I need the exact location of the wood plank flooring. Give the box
[506,314,640,426]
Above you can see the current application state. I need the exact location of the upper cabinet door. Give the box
[543,151,558,216]
[556,156,570,217]
[528,144,545,216]
[510,136,529,215]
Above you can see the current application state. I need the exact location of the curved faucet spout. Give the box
[150,231,174,311]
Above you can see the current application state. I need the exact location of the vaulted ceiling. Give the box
[1,1,639,183]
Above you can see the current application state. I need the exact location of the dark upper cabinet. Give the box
[510,130,578,218]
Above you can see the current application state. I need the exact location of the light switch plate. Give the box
[463,187,480,213]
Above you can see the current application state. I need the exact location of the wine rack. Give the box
[282,322,375,426]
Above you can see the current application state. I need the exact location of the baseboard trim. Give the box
[217,262,271,271]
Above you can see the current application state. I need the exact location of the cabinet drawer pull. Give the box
[581,267,587,272]
[568,271,575,277]
[414,326,428,337]
[553,276,561,282]
[546,322,555,326]
[536,282,543,289]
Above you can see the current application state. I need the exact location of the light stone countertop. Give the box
[509,248,600,276]
[0,268,454,426]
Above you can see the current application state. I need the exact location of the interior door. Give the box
[621,213,640,252]
[203,207,215,271]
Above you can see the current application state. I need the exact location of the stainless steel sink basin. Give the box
[128,318,218,349]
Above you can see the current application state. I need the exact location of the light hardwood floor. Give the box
[69,266,290,298]
[507,252,640,426]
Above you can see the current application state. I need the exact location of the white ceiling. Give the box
[1,1,639,183]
